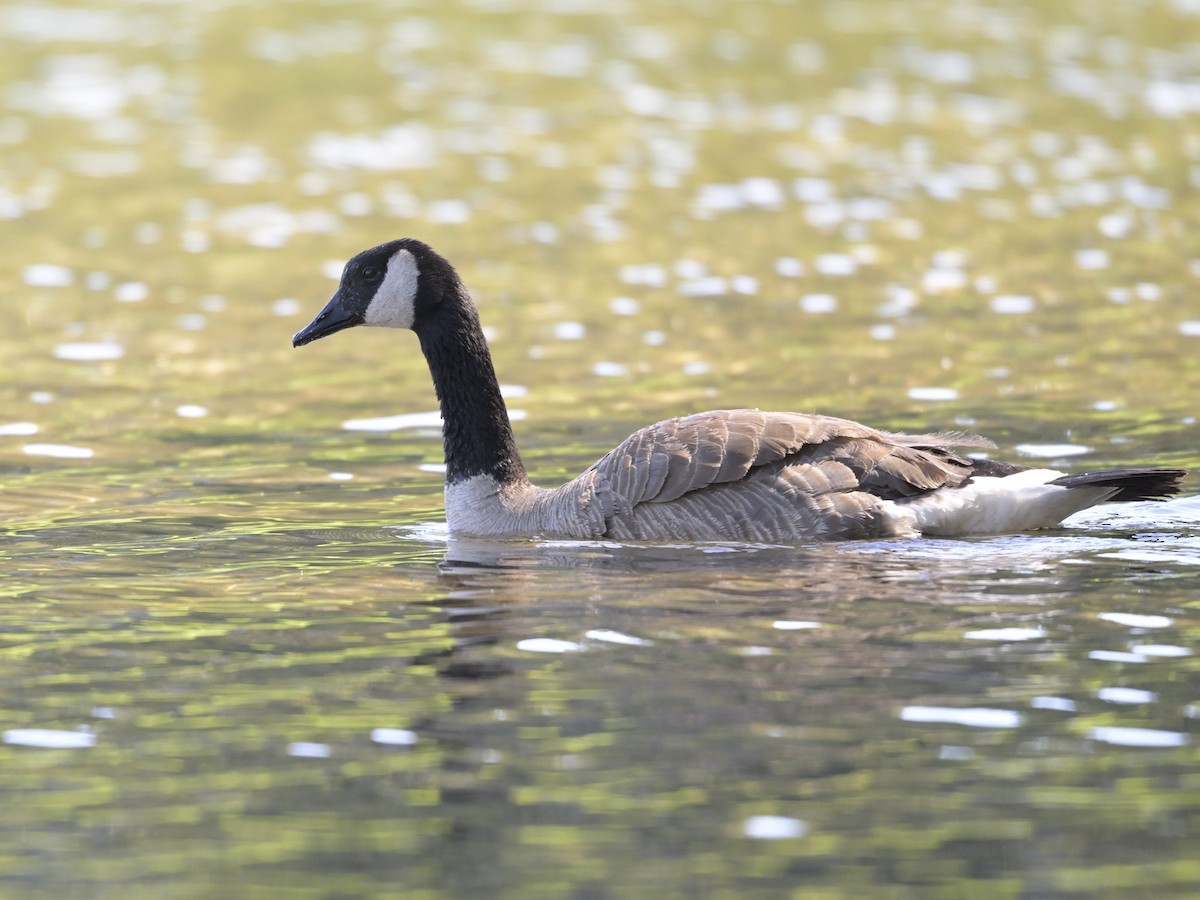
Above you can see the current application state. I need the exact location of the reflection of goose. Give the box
[294,239,1186,542]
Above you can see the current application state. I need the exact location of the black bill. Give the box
[292,293,361,347]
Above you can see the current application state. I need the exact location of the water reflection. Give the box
[0,485,1197,894]
[404,514,1197,894]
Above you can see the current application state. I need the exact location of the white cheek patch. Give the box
[363,248,419,329]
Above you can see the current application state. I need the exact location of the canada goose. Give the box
[293,238,1186,542]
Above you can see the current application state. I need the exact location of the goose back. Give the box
[486,410,991,542]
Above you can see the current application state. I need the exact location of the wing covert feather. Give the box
[588,409,980,514]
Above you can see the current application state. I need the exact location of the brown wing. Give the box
[589,409,990,515]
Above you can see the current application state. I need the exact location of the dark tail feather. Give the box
[1048,467,1188,502]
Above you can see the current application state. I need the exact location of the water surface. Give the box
[2,0,1199,895]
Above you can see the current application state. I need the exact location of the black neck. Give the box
[416,287,527,486]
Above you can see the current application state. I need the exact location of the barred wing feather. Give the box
[590,409,988,511]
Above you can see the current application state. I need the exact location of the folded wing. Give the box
[590,409,991,517]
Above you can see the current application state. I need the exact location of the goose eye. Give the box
[361,266,380,280]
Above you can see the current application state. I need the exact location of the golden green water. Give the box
[2,0,1200,895]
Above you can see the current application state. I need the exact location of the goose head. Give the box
[292,238,456,347]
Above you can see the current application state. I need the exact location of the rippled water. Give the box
[2,0,1199,894]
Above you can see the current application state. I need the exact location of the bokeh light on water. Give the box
[1,0,1199,895]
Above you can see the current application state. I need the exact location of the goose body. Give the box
[293,239,1186,542]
